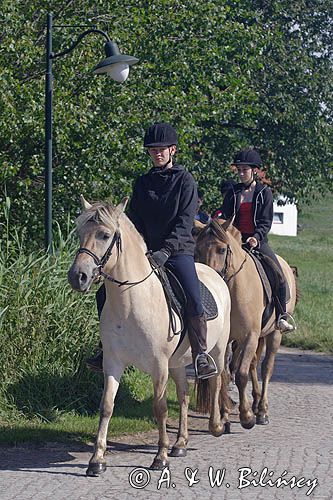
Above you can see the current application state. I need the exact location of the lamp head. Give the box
[93,41,139,82]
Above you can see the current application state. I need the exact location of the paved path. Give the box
[0,347,332,499]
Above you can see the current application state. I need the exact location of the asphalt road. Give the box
[1,346,332,499]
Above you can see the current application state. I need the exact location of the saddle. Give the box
[154,266,218,337]
[246,249,291,329]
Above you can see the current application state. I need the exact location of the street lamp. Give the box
[45,12,139,251]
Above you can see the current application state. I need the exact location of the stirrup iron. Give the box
[278,312,297,331]
[194,353,218,380]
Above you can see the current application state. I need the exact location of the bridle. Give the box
[76,230,154,287]
[216,243,248,284]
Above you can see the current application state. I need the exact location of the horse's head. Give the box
[68,195,128,292]
[195,218,242,278]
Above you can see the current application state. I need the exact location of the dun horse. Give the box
[194,218,297,428]
[68,197,231,476]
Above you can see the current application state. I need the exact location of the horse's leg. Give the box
[229,341,241,384]
[235,333,259,429]
[168,366,189,457]
[86,361,124,477]
[150,365,170,470]
[219,369,233,434]
[251,337,265,415]
[208,374,225,437]
[256,330,281,425]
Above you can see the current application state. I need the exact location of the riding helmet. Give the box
[232,148,263,168]
[144,122,178,147]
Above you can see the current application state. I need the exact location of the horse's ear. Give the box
[192,219,205,239]
[80,194,92,211]
[222,216,234,231]
[113,197,129,220]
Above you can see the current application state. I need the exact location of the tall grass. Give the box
[0,198,103,422]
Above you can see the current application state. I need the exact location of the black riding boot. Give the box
[187,313,217,379]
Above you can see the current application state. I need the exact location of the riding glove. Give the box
[149,249,170,268]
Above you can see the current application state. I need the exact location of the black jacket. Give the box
[217,182,273,244]
[128,164,197,255]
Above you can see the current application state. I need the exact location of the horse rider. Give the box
[87,122,217,378]
[212,148,295,333]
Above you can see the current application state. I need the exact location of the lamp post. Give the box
[45,12,138,252]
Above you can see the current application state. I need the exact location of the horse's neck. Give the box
[228,236,254,283]
[104,216,162,306]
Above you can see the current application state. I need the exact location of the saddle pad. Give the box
[164,268,218,322]
[200,281,219,320]
[249,252,272,302]
[250,251,291,303]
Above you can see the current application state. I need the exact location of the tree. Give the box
[0,0,331,244]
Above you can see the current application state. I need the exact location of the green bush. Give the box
[0,199,155,423]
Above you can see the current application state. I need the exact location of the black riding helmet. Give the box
[232,148,262,168]
[144,122,178,148]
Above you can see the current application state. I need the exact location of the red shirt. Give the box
[235,202,255,234]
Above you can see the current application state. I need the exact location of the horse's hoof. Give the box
[169,447,187,457]
[241,416,256,430]
[256,414,269,425]
[150,458,169,470]
[86,462,107,477]
[210,426,224,437]
[223,421,231,434]
[252,405,259,415]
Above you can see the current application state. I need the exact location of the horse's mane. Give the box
[76,202,116,232]
[197,219,230,244]
[75,201,146,247]
[196,219,243,247]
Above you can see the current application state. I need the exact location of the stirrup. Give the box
[194,353,218,380]
[277,313,297,332]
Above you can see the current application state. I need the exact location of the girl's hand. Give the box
[246,236,258,248]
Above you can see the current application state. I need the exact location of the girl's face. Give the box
[237,165,253,184]
[148,145,176,167]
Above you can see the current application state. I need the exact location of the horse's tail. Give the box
[195,378,211,414]
[290,265,301,305]
[196,371,235,415]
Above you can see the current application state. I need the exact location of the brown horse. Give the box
[194,218,298,428]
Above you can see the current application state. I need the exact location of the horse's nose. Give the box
[78,271,88,286]
[68,265,89,291]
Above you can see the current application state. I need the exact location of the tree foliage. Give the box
[0,0,332,244]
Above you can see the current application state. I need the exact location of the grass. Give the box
[0,193,332,445]
[270,193,333,353]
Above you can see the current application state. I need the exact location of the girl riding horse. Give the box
[213,148,295,333]
[87,123,217,379]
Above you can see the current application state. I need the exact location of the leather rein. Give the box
[217,244,248,284]
[76,231,154,287]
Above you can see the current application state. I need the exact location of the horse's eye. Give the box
[97,231,111,241]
